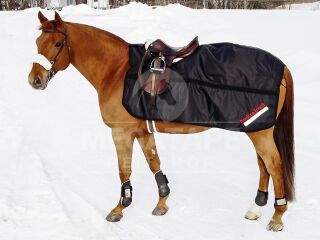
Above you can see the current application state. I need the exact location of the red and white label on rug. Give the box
[240,103,269,127]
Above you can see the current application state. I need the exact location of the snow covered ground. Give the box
[281,1,320,10]
[1,2,320,240]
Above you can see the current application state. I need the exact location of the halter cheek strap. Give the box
[32,54,52,70]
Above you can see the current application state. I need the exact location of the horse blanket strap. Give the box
[121,180,133,207]
[155,171,170,197]
[123,42,285,132]
[274,197,287,207]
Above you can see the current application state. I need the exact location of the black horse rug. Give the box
[122,42,285,132]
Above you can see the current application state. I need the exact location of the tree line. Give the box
[0,0,85,10]
[0,0,317,11]
[109,0,317,9]
[1,0,43,10]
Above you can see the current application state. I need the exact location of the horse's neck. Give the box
[66,23,129,92]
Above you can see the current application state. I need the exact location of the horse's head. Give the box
[28,11,71,90]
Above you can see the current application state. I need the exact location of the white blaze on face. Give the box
[32,54,52,70]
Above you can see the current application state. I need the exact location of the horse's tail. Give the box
[274,66,295,201]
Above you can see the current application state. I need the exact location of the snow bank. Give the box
[61,4,100,15]
[280,1,320,10]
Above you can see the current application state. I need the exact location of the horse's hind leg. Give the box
[247,128,287,231]
[106,129,135,222]
[245,154,270,220]
[137,133,170,216]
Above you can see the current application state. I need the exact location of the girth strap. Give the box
[147,120,155,133]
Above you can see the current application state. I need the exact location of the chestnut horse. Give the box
[28,12,294,231]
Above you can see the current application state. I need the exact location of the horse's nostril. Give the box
[35,76,42,86]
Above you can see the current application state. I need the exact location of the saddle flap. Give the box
[142,70,171,95]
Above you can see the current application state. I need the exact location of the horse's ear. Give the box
[54,11,63,26]
[38,11,48,24]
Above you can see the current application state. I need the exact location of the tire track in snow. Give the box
[48,178,165,240]
[35,153,168,240]
[35,152,123,240]
[0,145,81,240]
[23,152,84,240]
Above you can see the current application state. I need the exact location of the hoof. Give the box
[106,212,123,222]
[245,204,262,220]
[266,219,284,232]
[244,210,261,220]
[152,207,168,216]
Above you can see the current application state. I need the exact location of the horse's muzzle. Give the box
[28,74,47,90]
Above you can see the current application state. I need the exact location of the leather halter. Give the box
[41,28,71,87]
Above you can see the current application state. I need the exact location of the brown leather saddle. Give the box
[138,37,199,95]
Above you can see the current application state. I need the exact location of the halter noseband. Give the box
[35,28,71,87]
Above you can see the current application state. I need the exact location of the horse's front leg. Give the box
[106,128,135,222]
[137,133,170,216]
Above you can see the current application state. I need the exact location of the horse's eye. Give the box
[55,41,63,48]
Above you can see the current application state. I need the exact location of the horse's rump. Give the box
[123,42,285,132]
